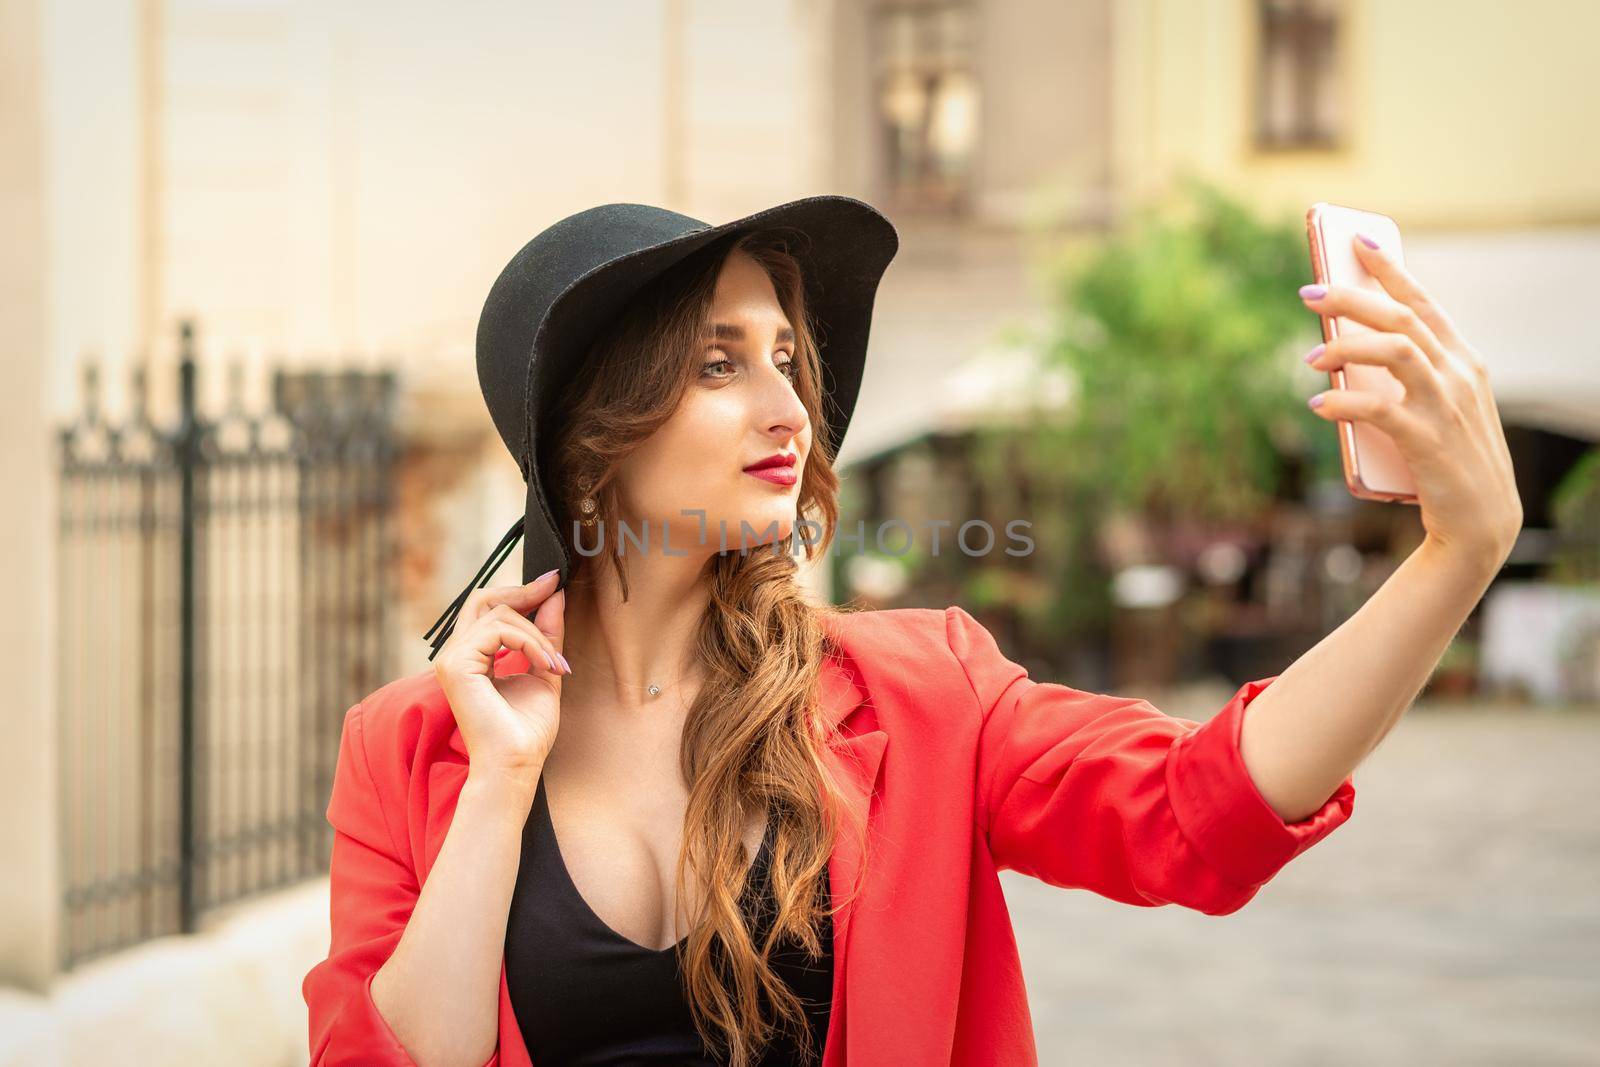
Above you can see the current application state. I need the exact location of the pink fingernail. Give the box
[534,568,558,583]
[1299,284,1327,301]
[1303,343,1325,364]
[1308,394,1326,409]
[557,653,572,674]
[543,651,559,672]
[1356,232,1380,249]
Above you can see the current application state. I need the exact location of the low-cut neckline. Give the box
[535,774,774,955]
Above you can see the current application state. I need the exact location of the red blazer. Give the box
[303,605,1355,1066]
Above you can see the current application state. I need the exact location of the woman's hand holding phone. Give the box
[1299,234,1523,576]
[431,567,571,795]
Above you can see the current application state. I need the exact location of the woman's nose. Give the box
[760,367,808,437]
[767,392,808,441]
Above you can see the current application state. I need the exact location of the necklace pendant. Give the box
[647,684,661,697]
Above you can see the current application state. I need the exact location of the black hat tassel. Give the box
[423,514,527,661]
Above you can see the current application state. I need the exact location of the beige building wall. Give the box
[976,0,1116,227]
[0,0,60,992]
[1111,0,1600,228]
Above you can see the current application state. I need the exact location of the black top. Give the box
[505,775,833,1065]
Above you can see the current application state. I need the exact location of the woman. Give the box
[302,197,1522,1067]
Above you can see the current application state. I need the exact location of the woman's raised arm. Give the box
[1238,233,1522,821]
[948,605,1355,916]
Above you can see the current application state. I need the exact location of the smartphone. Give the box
[1305,201,1420,504]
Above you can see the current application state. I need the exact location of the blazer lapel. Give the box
[422,647,886,1067]
[814,651,886,1067]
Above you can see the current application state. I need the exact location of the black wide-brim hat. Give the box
[424,194,899,659]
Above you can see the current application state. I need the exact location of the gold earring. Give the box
[579,494,598,527]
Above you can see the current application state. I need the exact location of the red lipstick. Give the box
[744,452,798,486]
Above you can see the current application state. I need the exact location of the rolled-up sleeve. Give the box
[301,702,502,1067]
[947,605,1354,915]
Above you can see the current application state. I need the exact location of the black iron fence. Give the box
[55,320,397,969]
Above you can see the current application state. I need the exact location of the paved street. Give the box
[1002,692,1600,1066]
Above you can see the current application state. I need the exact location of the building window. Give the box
[1255,0,1343,150]
[872,1,980,213]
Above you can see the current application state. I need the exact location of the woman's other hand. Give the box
[1299,234,1524,577]
[432,567,571,792]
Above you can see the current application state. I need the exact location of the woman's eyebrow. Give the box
[706,323,795,345]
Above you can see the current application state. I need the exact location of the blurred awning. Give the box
[840,332,1072,467]
[1408,227,1600,442]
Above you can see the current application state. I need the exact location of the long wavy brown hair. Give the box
[541,228,868,1066]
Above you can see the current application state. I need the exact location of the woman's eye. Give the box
[702,353,797,382]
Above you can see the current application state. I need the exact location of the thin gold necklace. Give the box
[558,646,696,699]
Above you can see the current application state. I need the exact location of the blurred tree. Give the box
[967,174,1332,660]
[1550,447,1600,584]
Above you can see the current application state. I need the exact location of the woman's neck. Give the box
[557,553,712,717]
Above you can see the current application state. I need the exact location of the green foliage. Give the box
[974,176,1331,645]
[1550,447,1600,584]
[1035,176,1327,522]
